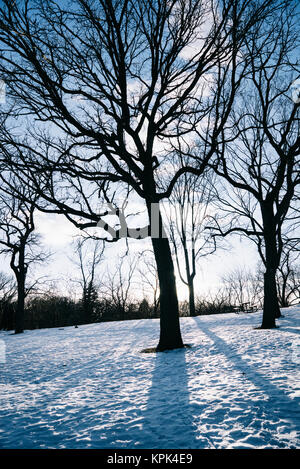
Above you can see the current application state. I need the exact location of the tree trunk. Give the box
[15,274,25,334]
[261,267,280,328]
[277,270,289,311]
[188,278,196,317]
[182,242,196,317]
[261,203,281,328]
[147,202,184,351]
[151,236,184,350]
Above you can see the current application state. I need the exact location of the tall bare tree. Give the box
[0,0,280,348]
[201,3,300,328]
[164,170,216,316]
[0,177,48,333]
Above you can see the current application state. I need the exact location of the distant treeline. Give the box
[0,295,158,331]
[0,293,240,332]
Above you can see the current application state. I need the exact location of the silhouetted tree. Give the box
[0,271,16,330]
[103,255,136,321]
[72,238,104,323]
[0,178,48,333]
[164,169,216,315]
[0,0,281,348]
[202,3,300,328]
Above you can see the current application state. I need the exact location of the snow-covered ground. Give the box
[0,306,299,449]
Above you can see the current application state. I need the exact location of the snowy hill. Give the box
[0,307,299,449]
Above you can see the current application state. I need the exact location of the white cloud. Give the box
[36,212,79,247]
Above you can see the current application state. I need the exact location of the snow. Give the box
[0,306,299,449]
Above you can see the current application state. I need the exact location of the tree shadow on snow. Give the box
[274,326,300,337]
[193,317,300,431]
[142,347,199,449]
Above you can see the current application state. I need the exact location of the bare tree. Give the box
[71,237,104,324]
[0,178,49,333]
[137,250,160,317]
[164,170,216,316]
[0,0,280,348]
[195,288,232,315]
[0,271,15,302]
[0,271,16,330]
[276,240,300,307]
[201,3,300,328]
[221,266,263,310]
[103,255,137,321]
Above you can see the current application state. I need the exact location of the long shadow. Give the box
[142,348,199,449]
[193,317,300,427]
[0,347,198,449]
[275,326,300,336]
